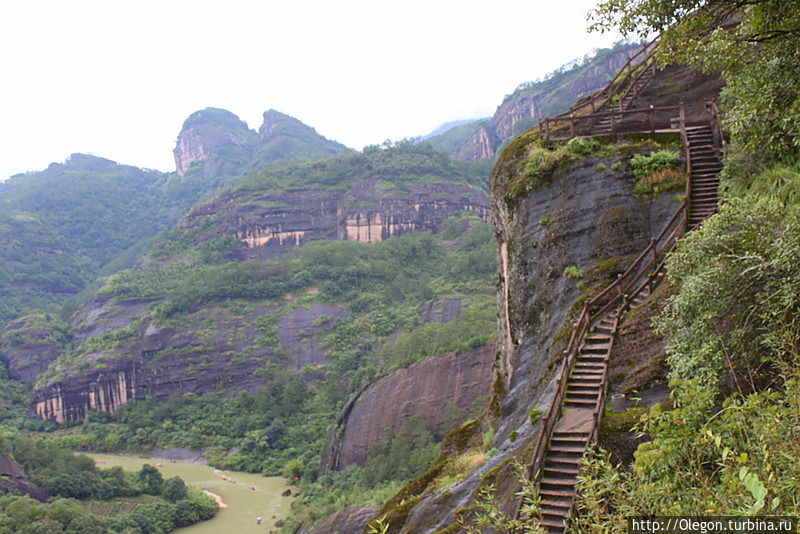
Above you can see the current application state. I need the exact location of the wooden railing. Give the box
[541,105,682,140]
[617,59,657,111]
[524,199,686,483]
[707,99,726,152]
[561,40,658,118]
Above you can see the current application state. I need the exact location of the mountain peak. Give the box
[173,108,258,176]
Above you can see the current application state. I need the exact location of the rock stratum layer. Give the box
[180,180,490,258]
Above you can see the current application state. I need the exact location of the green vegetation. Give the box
[0,438,216,533]
[591,0,800,163]
[237,140,489,193]
[629,150,681,177]
[17,213,495,531]
[629,149,685,196]
[562,265,584,280]
[565,4,800,526]
[571,139,800,531]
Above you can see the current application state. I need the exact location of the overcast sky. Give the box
[0,0,623,180]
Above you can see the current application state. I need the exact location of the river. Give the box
[88,453,295,533]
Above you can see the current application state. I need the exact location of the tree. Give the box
[161,477,187,502]
[590,0,800,162]
[138,465,164,495]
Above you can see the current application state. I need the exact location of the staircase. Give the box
[685,125,722,228]
[521,117,724,531]
[619,62,656,111]
[537,286,656,533]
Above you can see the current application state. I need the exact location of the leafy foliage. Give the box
[590,0,800,162]
[573,197,800,528]
[656,197,800,391]
[237,140,489,193]
[2,438,217,533]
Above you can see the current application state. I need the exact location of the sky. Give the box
[0,0,623,180]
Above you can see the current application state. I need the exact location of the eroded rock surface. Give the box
[321,344,494,471]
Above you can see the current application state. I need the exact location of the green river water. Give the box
[87,453,295,533]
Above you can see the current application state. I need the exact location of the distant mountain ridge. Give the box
[172,107,347,183]
[426,41,643,160]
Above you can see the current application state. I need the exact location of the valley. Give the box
[1,2,799,532]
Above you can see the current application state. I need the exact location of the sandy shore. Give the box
[203,490,229,508]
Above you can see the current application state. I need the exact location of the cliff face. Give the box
[0,453,48,502]
[173,108,259,177]
[180,180,490,258]
[30,295,346,423]
[0,315,65,383]
[378,141,681,532]
[173,107,347,179]
[321,344,494,471]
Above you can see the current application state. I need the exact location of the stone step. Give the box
[539,487,577,498]
[541,498,572,510]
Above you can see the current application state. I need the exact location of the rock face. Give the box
[173,107,347,178]
[254,109,346,166]
[298,506,376,534]
[320,344,494,472]
[385,148,682,533]
[173,108,259,177]
[0,315,64,383]
[180,181,490,258]
[30,295,344,423]
[0,453,48,502]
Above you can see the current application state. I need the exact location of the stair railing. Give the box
[519,199,686,528]
[564,39,658,119]
[542,105,681,140]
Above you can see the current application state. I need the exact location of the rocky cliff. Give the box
[25,143,493,423]
[320,344,494,471]
[365,141,682,532]
[28,293,348,423]
[363,59,724,532]
[173,108,259,177]
[180,180,489,259]
[172,107,346,180]
[0,315,65,383]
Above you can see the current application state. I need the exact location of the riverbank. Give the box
[202,490,228,509]
[88,453,294,533]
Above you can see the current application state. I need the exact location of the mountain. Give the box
[0,141,500,509]
[0,155,169,325]
[0,109,349,327]
[170,107,348,195]
[421,118,486,140]
[426,41,643,160]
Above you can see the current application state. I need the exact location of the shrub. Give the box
[630,150,681,177]
[563,265,584,280]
